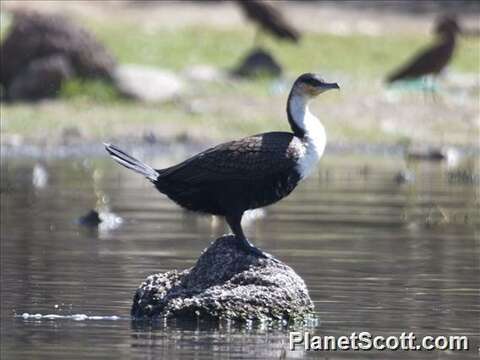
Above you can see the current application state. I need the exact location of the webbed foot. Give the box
[236,235,279,263]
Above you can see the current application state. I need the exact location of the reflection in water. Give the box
[1,153,479,359]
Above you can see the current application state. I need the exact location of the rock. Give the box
[231,48,282,78]
[406,146,447,161]
[394,169,415,184]
[61,126,83,145]
[131,235,313,321]
[77,210,102,227]
[8,55,73,101]
[406,146,460,166]
[0,11,116,100]
[142,131,158,144]
[32,163,48,189]
[447,169,479,185]
[76,209,123,232]
[182,64,226,82]
[113,64,183,103]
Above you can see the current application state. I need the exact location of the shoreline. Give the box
[2,137,479,160]
[1,2,478,162]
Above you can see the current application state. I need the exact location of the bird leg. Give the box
[253,27,260,48]
[422,75,439,103]
[430,75,440,103]
[225,213,274,260]
[252,27,265,49]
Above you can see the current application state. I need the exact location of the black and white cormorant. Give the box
[105,73,339,258]
[386,16,461,83]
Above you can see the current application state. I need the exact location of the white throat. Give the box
[289,93,327,179]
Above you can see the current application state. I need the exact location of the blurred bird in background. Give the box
[386,16,461,84]
[235,0,300,45]
[232,0,301,78]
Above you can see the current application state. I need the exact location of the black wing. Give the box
[236,0,300,42]
[387,38,454,82]
[157,132,302,183]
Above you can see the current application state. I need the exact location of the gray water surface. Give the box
[1,152,479,359]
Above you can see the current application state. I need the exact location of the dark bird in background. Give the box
[235,0,301,43]
[105,73,339,258]
[386,16,461,83]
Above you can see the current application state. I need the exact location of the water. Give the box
[1,151,479,359]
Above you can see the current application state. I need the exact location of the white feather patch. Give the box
[289,94,327,179]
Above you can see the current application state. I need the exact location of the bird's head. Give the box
[286,73,339,138]
[435,16,461,36]
[291,73,340,99]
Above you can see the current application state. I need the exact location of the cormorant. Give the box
[386,16,461,83]
[235,0,300,43]
[105,73,339,258]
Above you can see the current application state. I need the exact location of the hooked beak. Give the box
[310,81,340,95]
[321,82,340,90]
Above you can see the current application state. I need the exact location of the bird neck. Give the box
[287,90,327,179]
[439,31,457,45]
[287,90,325,143]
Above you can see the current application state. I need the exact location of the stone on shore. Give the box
[8,55,73,101]
[231,48,282,78]
[182,64,226,83]
[0,11,116,101]
[113,64,183,103]
[131,235,313,321]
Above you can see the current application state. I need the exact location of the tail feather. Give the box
[104,143,158,181]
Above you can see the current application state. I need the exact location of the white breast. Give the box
[294,108,327,179]
[296,127,326,179]
[288,92,327,179]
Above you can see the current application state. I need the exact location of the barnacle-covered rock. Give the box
[131,235,313,322]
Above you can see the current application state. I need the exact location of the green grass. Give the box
[60,79,122,102]
[88,20,479,76]
[1,13,479,147]
[0,11,12,42]
[2,12,478,78]
[0,92,409,147]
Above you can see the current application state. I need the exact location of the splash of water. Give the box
[17,313,122,321]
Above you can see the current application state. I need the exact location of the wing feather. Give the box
[388,38,454,82]
[158,132,302,183]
